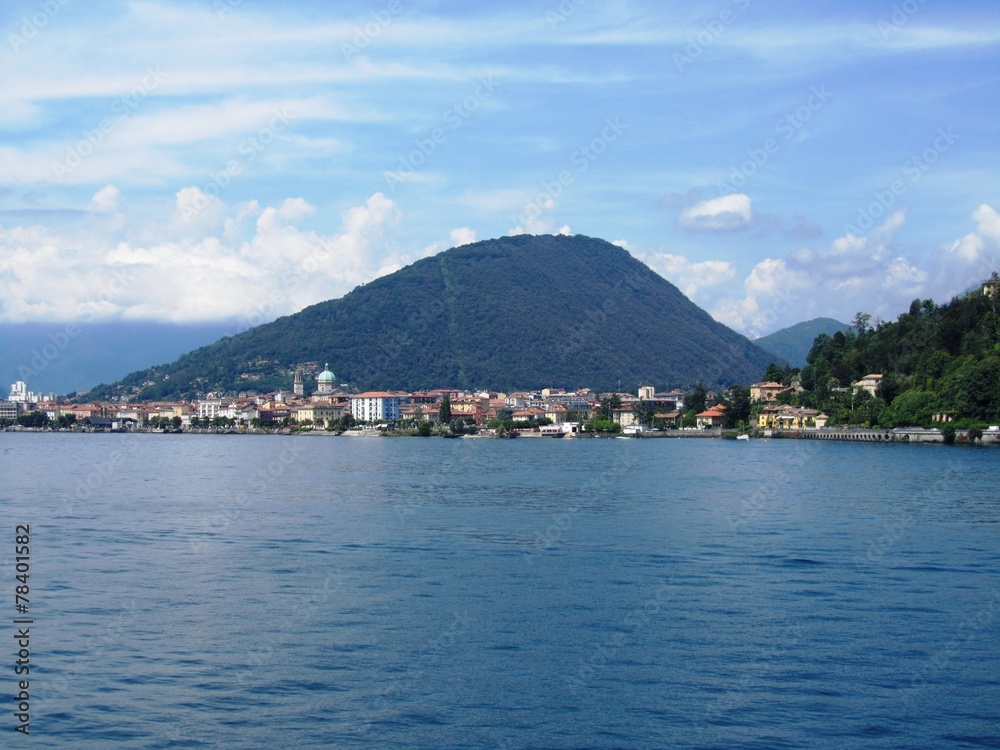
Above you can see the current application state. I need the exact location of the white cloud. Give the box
[710,206,1000,336]
[88,185,122,214]
[0,191,403,324]
[678,194,753,232]
[449,227,477,246]
[642,252,736,298]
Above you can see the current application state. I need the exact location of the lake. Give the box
[2,433,999,748]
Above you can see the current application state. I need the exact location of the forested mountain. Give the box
[787,281,1000,427]
[757,317,850,368]
[82,234,775,400]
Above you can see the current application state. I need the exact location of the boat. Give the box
[737,434,750,441]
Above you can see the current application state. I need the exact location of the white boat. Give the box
[737,434,750,441]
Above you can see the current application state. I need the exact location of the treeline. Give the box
[774,280,1000,427]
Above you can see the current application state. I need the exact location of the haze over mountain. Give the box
[756,317,852,368]
[1,321,239,394]
[84,235,777,400]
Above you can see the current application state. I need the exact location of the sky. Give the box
[2,0,999,339]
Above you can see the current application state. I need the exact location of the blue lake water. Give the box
[2,432,999,749]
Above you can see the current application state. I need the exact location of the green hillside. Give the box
[757,317,850,368]
[788,282,1000,427]
[83,234,776,400]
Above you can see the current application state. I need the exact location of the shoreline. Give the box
[3,426,998,445]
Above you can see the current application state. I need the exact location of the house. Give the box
[852,374,883,398]
[612,405,637,428]
[351,392,400,423]
[654,410,682,428]
[695,405,726,429]
[984,276,999,297]
[750,381,790,403]
[512,408,546,422]
[757,405,823,430]
[294,404,343,426]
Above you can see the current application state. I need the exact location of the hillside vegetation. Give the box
[82,234,775,400]
[780,283,1000,427]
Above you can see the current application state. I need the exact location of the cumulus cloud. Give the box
[87,185,122,214]
[641,252,736,298]
[508,196,569,236]
[450,227,477,246]
[0,190,403,324]
[710,206,1000,336]
[678,193,753,232]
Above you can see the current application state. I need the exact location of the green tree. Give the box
[764,363,785,383]
[683,383,706,414]
[722,386,751,429]
[17,411,50,428]
[633,399,655,426]
[439,394,452,423]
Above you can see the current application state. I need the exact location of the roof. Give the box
[352,392,399,399]
[696,405,727,418]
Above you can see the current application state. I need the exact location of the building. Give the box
[852,374,883,398]
[750,381,790,403]
[351,392,400,423]
[695,405,726,429]
[638,385,655,401]
[316,364,335,395]
[198,400,223,420]
[9,381,32,403]
[293,369,304,397]
[612,405,637,428]
[0,400,18,421]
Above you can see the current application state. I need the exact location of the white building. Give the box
[9,381,31,403]
[198,399,223,420]
[351,392,400,423]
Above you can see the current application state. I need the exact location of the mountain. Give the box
[0,321,239,394]
[756,317,851,368]
[83,234,777,400]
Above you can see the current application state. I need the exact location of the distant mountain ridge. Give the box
[756,317,852,368]
[83,234,777,400]
[0,321,239,394]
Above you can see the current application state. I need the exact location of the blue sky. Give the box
[1,0,999,336]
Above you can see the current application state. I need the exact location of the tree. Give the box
[853,312,872,334]
[633,399,655,426]
[722,386,751,429]
[764,363,785,383]
[17,411,50,428]
[439,394,452,423]
[683,383,706,414]
[595,395,621,421]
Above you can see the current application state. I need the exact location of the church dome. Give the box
[317,364,335,382]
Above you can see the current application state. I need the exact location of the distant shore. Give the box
[3,426,998,445]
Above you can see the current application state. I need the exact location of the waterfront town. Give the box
[2,363,839,436]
